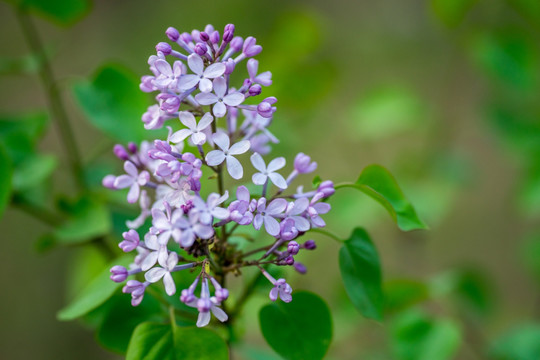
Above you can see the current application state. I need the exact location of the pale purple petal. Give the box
[266,198,287,215]
[228,140,250,155]
[269,172,288,189]
[292,216,310,231]
[203,62,226,78]
[124,161,139,177]
[223,92,244,106]
[226,155,243,179]
[197,113,213,131]
[211,306,228,322]
[237,186,250,202]
[252,172,268,185]
[166,252,179,269]
[263,215,280,236]
[195,92,218,105]
[253,214,263,230]
[194,224,214,239]
[313,203,331,214]
[191,132,206,145]
[205,150,226,166]
[267,157,286,172]
[169,129,192,143]
[199,78,213,93]
[179,111,197,130]
[155,59,172,76]
[197,311,211,327]
[141,252,158,271]
[269,287,279,301]
[127,184,140,203]
[152,209,169,229]
[145,267,166,282]
[280,291,292,303]
[291,198,310,214]
[187,53,204,75]
[178,74,200,91]
[212,132,230,151]
[250,153,266,172]
[311,215,326,227]
[114,174,134,189]
[163,273,176,296]
[212,207,229,219]
[213,102,227,118]
[213,77,227,98]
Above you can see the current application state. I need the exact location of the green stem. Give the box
[334,182,359,190]
[309,228,344,243]
[169,305,177,336]
[16,6,86,191]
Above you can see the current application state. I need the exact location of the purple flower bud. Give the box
[248,84,262,96]
[128,142,138,154]
[223,24,235,43]
[243,36,262,57]
[224,58,235,75]
[102,175,116,189]
[285,255,295,265]
[294,153,317,174]
[210,30,220,44]
[180,32,192,43]
[194,42,208,56]
[230,36,243,52]
[119,229,140,252]
[287,241,300,255]
[318,180,335,197]
[257,101,276,118]
[294,262,307,274]
[215,288,229,302]
[114,144,130,160]
[140,75,155,93]
[166,27,180,42]
[155,42,172,56]
[110,265,128,283]
[181,200,194,214]
[199,31,210,42]
[180,288,195,304]
[158,94,181,113]
[304,240,317,250]
[197,297,212,312]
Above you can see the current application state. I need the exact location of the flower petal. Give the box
[194,224,214,239]
[253,214,263,230]
[263,215,280,236]
[197,311,211,327]
[163,273,176,296]
[141,252,158,271]
[194,92,218,105]
[213,101,227,118]
[266,198,287,215]
[226,155,243,179]
[178,74,199,91]
[155,59,172,76]
[292,216,311,232]
[250,153,266,172]
[252,172,267,185]
[203,62,226,78]
[237,185,250,202]
[191,132,206,145]
[211,306,228,322]
[228,140,250,155]
[187,53,204,75]
[213,77,227,98]
[127,184,140,203]
[114,174,134,189]
[124,161,139,177]
[267,157,286,172]
[205,150,226,166]
[212,132,230,151]
[169,129,192,144]
[196,112,213,131]
[199,78,213,93]
[179,111,197,130]
[223,92,244,106]
[269,172,288,189]
[145,267,166,283]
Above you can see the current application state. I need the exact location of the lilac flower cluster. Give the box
[104,24,335,327]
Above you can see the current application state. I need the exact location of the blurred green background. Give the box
[1,0,540,359]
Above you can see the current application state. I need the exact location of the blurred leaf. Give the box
[12,154,57,191]
[14,0,92,27]
[54,196,111,244]
[126,322,174,360]
[57,255,130,321]
[65,246,109,299]
[0,112,48,163]
[339,228,384,320]
[521,234,540,283]
[96,293,162,354]
[0,53,41,75]
[259,291,332,360]
[337,164,428,231]
[126,322,229,360]
[431,0,478,27]
[489,324,540,360]
[350,88,427,140]
[384,279,429,315]
[0,144,13,219]
[507,0,540,25]
[72,63,158,143]
[488,104,540,155]
[519,160,540,216]
[391,309,462,360]
[471,31,539,90]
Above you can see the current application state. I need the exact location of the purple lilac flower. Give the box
[306,192,331,228]
[287,153,317,184]
[194,77,244,118]
[261,268,292,303]
[170,112,213,145]
[205,132,250,179]
[287,241,300,255]
[228,186,255,225]
[110,266,129,283]
[145,252,179,296]
[154,59,183,90]
[247,58,272,87]
[114,161,150,203]
[176,211,214,248]
[253,198,287,237]
[140,233,168,271]
[279,218,298,241]
[178,54,226,92]
[282,198,310,232]
[123,280,149,306]
[191,192,230,225]
[193,278,228,327]
[152,202,183,244]
[250,153,287,189]
[119,229,140,252]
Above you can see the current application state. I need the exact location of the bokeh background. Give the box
[1,0,540,359]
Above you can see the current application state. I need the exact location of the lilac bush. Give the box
[105,24,335,326]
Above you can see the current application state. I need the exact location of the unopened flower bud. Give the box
[287,241,300,255]
[249,84,262,96]
[102,175,116,189]
[166,27,180,42]
[110,266,128,283]
[194,42,208,56]
[318,180,335,197]
[223,24,235,43]
[224,58,235,75]
[210,30,220,44]
[128,142,138,154]
[114,144,130,160]
[294,262,307,274]
[199,31,210,42]
[294,153,317,174]
[230,36,243,52]
[155,42,172,55]
[304,240,317,250]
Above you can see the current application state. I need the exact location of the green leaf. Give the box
[0,112,48,163]
[338,164,427,231]
[19,0,92,27]
[431,0,478,27]
[126,322,229,360]
[12,153,57,191]
[384,279,429,315]
[72,63,161,143]
[0,143,13,219]
[259,291,332,360]
[391,309,462,360]
[96,294,162,354]
[54,196,111,244]
[489,324,540,360]
[339,228,384,320]
[57,255,130,321]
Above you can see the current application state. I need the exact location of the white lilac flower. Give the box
[194,77,244,118]
[205,132,250,179]
[253,198,287,237]
[114,161,150,203]
[178,53,226,92]
[250,153,288,189]
[192,192,230,225]
[140,233,168,271]
[145,252,179,296]
[169,112,213,145]
[176,211,214,248]
[155,179,193,208]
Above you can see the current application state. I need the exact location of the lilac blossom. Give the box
[123,280,149,306]
[205,132,250,179]
[114,161,150,203]
[194,77,244,118]
[228,186,255,225]
[119,229,140,252]
[251,153,288,189]
[152,202,183,244]
[253,198,287,237]
[261,268,293,303]
[282,198,310,232]
[154,59,183,90]
[170,112,213,145]
[192,192,230,225]
[140,233,168,271]
[145,252,180,296]
[306,192,331,228]
[247,58,272,86]
[191,278,228,327]
[178,54,226,92]
[176,211,214,248]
